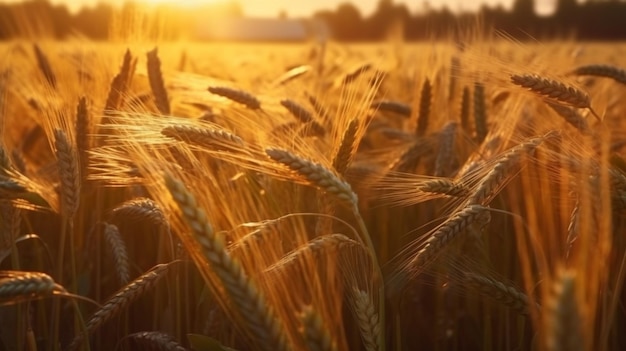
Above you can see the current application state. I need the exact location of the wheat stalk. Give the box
[103,222,130,286]
[161,124,245,152]
[465,133,554,206]
[448,56,460,100]
[208,86,261,110]
[0,271,59,302]
[408,204,491,272]
[75,97,91,181]
[572,64,626,85]
[352,289,381,351]
[33,44,56,89]
[370,100,411,117]
[545,101,591,135]
[165,176,289,351]
[0,176,28,196]
[389,138,434,173]
[434,121,458,177]
[332,118,359,176]
[280,98,315,124]
[416,78,432,136]
[510,73,600,120]
[306,93,330,120]
[300,306,338,351]
[147,47,171,115]
[274,65,311,86]
[341,63,372,85]
[68,263,172,350]
[266,148,358,206]
[0,201,20,252]
[418,178,468,197]
[464,272,536,315]
[104,49,133,113]
[265,234,363,274]
[54,129,80,218]
[460,86,470,133]
[546,270,583,351]
[111,197,167,226]
[473,82,487,143]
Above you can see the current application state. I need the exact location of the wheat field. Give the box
[0,34,626,351]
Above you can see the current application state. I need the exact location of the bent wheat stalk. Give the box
[572,64,626,85]
[165,176,289,351]
[208,86,261,110]
[408,204,491,273]
[161,125,245,152]
[510,73,600,120]
[68,263,173,351]
[265,148,357,206]
[464,272,537,315]
[465,132,556,206]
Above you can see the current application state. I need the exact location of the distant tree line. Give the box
[1,0,626,41]
[315,0,626,41]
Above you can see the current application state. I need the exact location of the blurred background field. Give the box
[1,1,626,351]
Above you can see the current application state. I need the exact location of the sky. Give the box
[1,0,559,16]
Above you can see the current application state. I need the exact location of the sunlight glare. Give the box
[139,0,213,9]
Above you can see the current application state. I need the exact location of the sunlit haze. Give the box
[0,0,559,16]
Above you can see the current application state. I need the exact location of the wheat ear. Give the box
[104,49,133,113]
[370,100,411,117]
[510,74,600,120]
[33,44,56,89]
[464,272,536,315]
[165,176,289,351]
[572,64,626,85]
[67,263,172,351]
[416,78,432,136]
[342,63,372,85]
[352,289,381,351]
[418,178,468,197]
[147,47,171,115]
[332,118,360,176]
[0,271,60,302]
[54,129,80,218]
[103,222,130,286]
[389,138,433,172]
[459,86,470,133]
[274,65,310,86]
[208,86,261,110]
[126,331,187,351]
[280,98,315,123]
[161,124,245,152]
[306,94,330,120]
[266,148,358,206]
[0,201,21,252]
[75,97,91,181]
[546,270,583,351]
[545,102,591,135]
[465,133,554,206]
[265,234,362,274]
[300,306,338,351]
[408,204,491,272]
[111,197,167,226]
[434,122,458,176]
[473,82,487,143]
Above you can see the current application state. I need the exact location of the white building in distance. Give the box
[196,17,330,41]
